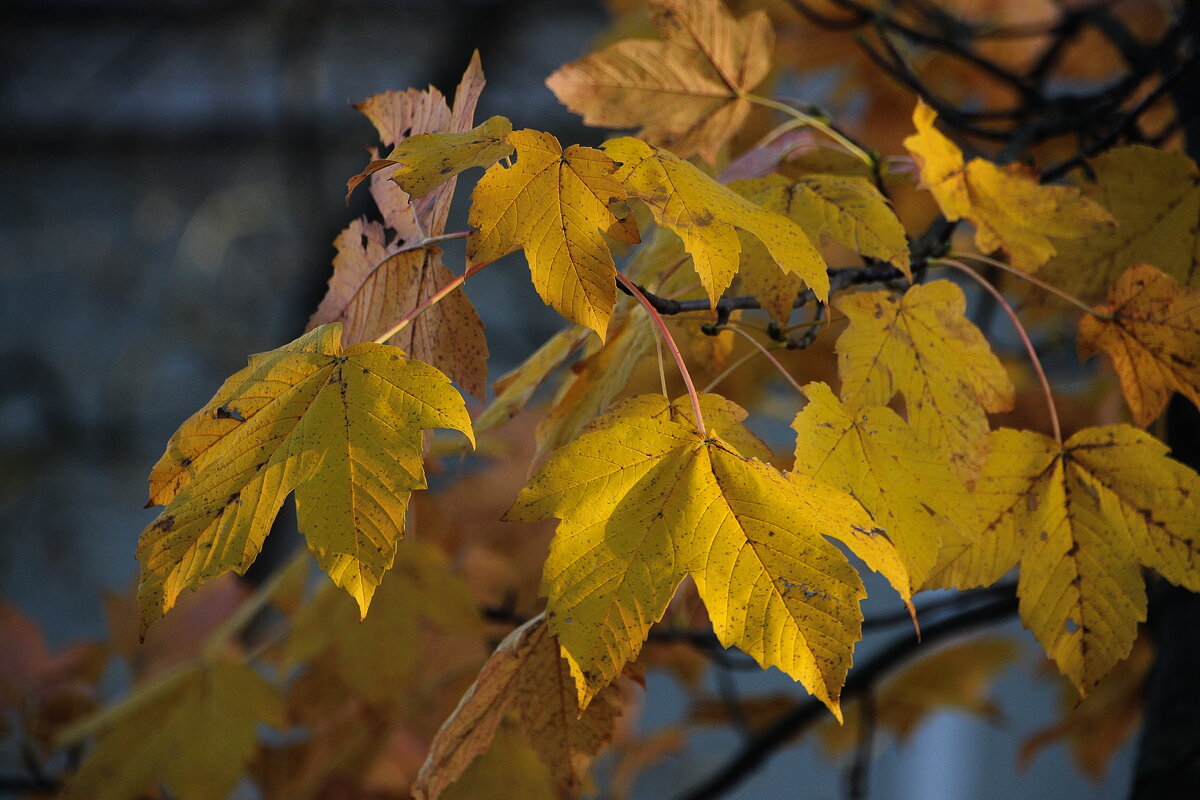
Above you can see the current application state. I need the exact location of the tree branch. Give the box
[673,592,1019,800]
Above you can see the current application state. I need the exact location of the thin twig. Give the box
[617,272,708,437]
[673,593,1019,800]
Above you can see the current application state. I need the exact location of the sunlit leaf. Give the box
[139,324,473,630]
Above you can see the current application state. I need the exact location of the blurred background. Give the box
[0,1,1135,798]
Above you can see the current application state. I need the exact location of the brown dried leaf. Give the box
[1078,264,1200,427]
[308,219,489,399]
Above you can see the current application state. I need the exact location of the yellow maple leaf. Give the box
[508,394,880,718]
[605,136,828,307]
[349,52,489,240]
[468,129,637,337]
[834,280,1015,480]
[386,115,516,200]
[308,219,489,399]
[735,174,910,274]
[931,426,1200,694]
[792,381,975,594]
[139,323,474,630]
[904,101,1113,272]
[546,0,773,164]
[1078,264,1200,427]
[1040,146,1200,300]
[413,613,631,800]
[59,659,281,800]
[730,173,908,322]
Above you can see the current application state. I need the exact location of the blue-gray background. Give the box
[0,1,1130,797]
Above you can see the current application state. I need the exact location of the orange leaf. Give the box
[413,614,632,800]
[546,0,773,164]
[1078,264,1200,427]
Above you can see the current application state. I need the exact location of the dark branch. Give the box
[673,592,1019,800]
[616,260,910,320]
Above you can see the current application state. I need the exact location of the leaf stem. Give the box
[743,93,873,166]
[947,252,1108,318]
[936,258,1062,444]
[722,323,805,395]
[394,229,470,256]
[702,349,761,393]
[617,272,707,437]
[374,258,491,345]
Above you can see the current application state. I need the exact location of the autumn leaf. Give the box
[792,381,974,594]
[930,426,1200,694]
[508,394,875,717]
[386,115,515,199]
[1020,632,1153,780]
[283,542,483,706]
[1078,264,1200,426]
[734,173,910,274]
[546,0,773,164]
[308,219,489,399]
[904,101,1113,272]
[605,136,828,307]
[59,659,281,800]
[325,55,492,398]
[730,173,908,322]
[139,323,473,630]
[475,325,592,431]
[1040,146,1200,299]
[413,613,631,800]
[468,129,636,337]
[534,313,654,461]
[820,637,1018,754]
[835,280,1015,480]
[0,603,105,744]
[349,52,488,240]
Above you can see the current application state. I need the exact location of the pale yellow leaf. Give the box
[904,101,1114,272]
[139,324,473,630]
[510,397,874,717]
[792,381,975,594]
[933,426,1200,694]
[605,136,828,307]
[734,174,909,274]
[469,130,634,337]
[387,115,515,199]
[60,660,281,800]
[834,281,1015,480]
